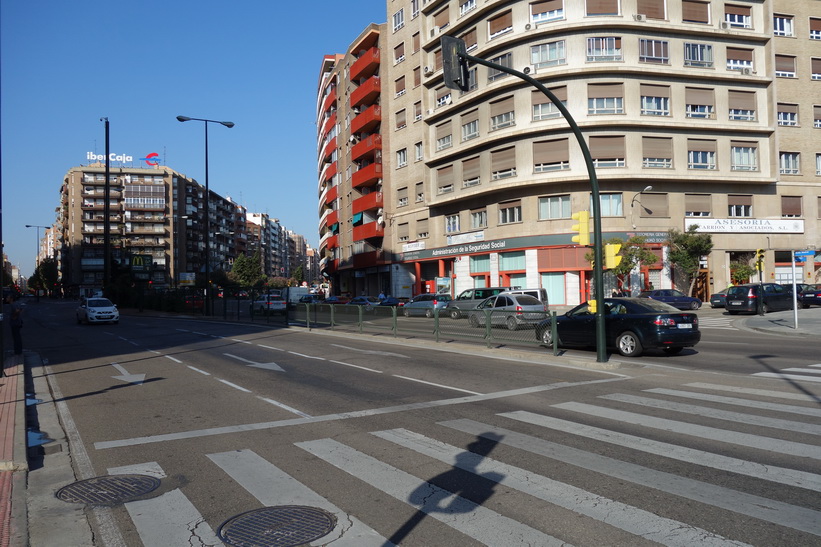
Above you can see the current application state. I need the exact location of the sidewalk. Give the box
[0,355,28,547]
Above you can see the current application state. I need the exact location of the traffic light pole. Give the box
[441,37,607,362]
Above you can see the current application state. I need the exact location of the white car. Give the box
[251,296,287,315]
[76,298,120,324]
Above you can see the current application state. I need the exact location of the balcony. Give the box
[321,111,337,139]
[352,191,383,215]
[322,87,337,114]
[353,221,384,241]
[326,234,339,249]
[326,209,339,227]
[352,249,387,269]
[351,105,381,135]
[351,162,382,189]
[322,161,337,184]
[324,184,339,207]
[321,136,337,163]
[351,134,382,162]
[350,46,380,82]
[350,76,380,108]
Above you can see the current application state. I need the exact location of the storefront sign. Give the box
[447,230,485,246]
[688,219,804,234]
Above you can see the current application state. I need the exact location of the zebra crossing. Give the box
[108,381,820,546]
[752,363,821,384]
[697,315,737,330]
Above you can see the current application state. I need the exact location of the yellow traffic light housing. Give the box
[571,211,591,246]
[755,248,765,271]
[605,243,623,269]
[588,299,597,314]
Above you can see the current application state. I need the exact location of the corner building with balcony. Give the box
[318,0,820,304]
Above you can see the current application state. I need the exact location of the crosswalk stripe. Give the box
[643,388,821,418]
[374,428,749,546]
[782,367,821,375]
[752,372,821,383]
[441,418,821,537]
[295,438,567,546]
[553,401,821,460]
[600,393,821,435]
[125,489,221,547]
[684,383,821,402]
[499,411,821,492]
[207,449,389,546]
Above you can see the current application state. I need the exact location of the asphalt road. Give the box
[21,300,821,546]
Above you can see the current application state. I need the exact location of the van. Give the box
[444,287,513,319]
[725,283,793,314]
[502,288,548,305]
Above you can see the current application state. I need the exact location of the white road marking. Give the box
[187,366,210,375]
[752,372,821,383]
[782,367,821,375]
[217,379,251,393]
[643,388,821,417]
[231,338,252,344]
[288,351,325,360]
[329,360,383,373]
[393,375,482,395]
[223,353,284,372]
[164,355,182,364]
[108,462,166,479]
[330,343,410,358]
[257,344,284,351]
[258,397,312,418]
[125,489,221,547]
[684,383,821,402]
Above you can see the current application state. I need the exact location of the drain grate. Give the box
[56,474,161,506]
[218,505,337,547]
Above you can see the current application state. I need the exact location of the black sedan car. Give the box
[535,298,700,357]
[638,289,701,310]
[709,288,729,308]
[799,284,821,308]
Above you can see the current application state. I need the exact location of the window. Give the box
[395,76,406,97]
[817,154,821,176]
[415,142,424,162]
[589,135,625,168]
[684,42,713,67]
[728,195,752,217]
[435,122,452,151]
[460,0,477,16]
[437,166,454,194]
[531,40,566,68]
[411,0,420,18]
[491,147,517,180]
[488,11,512,39]
[685,194,711,217]
[397,222,409,242]
[731,141,757,171]
[775,55,796,78]
[688,139,717,169]
[414,101,422,121]
[639,193,669,218]
[416,182,425,202]
[779,152,800,175]
[434,7,449,31]
[814,58,821,80]
[394,43,405,65]
[465,67,478,91]
[587,37,622,62]
[534,138,569,172]
[461,28,478,52]
[639,39,669,64]
[490,97,515,130]
[781,196,802,218]
[637,0,665,19]
[642,136,673,168]
[532,86,566,120]
[462,117,479,141]
[392,8,404,31]
[640,84,670,116]
[436,87,452,107]
[412,32,420,53]
[499,201,522,224]
[685,87,715,118]
[773,15,794,37]
[682,0,710,24]
[397,187,409,208]
[539,195,571,220]
[812,18,821,40]
[471,209,488,229]
[728,90,756,121]
[445,214,461,234]
[396,109,407,130]
[532,0,564,23]
[726,47,753,71]
[725,4,751,29]
[588,83,623,115]
[777,103,798,126]
[586,0,619,16]
[396,148,407,168]
[462,157,480,187]
[598,193,624,217]
[488,52,512,82]
[417,218,429,239]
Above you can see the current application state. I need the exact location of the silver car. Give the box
[76,298,120,325]
[402,293,452,318]
[468,293,546,330]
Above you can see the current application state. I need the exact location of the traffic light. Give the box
[571,211,591,246]
[755,248,765,271]
[605,243,623,269]
[441,36,469,92]
[588,299,597,314]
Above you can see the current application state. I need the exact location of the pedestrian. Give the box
[378,290,386,300]
[5,294,23,355]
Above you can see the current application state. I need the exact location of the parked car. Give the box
[783,283,816,309]
[709,288,729,308]
[444,287,514,319]
[76,298,120,325]
[798,284,821,308]
[639,289,702,310]
[324,295,351,305]
[503,288,549,304]
[298,294,324,304]
[468,293,547,330]
[402,293,452,317]
[535,298,700,357]
[347,296,382,311]
[725,283,793,314]
[378,296,403,307]
[251,296,287,315]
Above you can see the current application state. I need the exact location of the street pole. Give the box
[102,117,111,294]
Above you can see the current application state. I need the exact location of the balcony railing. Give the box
[350,46,380,82]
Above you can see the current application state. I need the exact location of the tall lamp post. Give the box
[176,116,234,316]
[629,185,653,229]
[25,224,50,299]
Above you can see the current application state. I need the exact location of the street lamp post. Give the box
[25,224,50,299]
[176,116,234,315]
[629,185,653,229]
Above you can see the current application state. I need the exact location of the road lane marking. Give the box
[188,366,210,375]
[296,438,566,546]
[257,344,284,351]
[258,397,312,418]
[224,353,284,372]
[752,372,821,383]
[643,388,821,418]
[330,344,410,358]
[231,338,252,344]
[108,462,166,479]
[501,411,821,492]
[218,379,252,393]
[329,360,383,373]
[125,489,221,547]
[207,449,389,545]
[782,367,821,374]
[684,383,821,402]
[392,375,482,395]
[377,427,749,547]
[288,351,325,360]
[164,355,182,363]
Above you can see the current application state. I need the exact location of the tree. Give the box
[666,225,714,296]
[730,260,756,285]
[229,251,265,287]
[293,265,304,285]
[28,257,59,295]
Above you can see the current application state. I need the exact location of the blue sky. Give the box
[1,0,386,278]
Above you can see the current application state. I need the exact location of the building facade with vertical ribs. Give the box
[318,0,819,304]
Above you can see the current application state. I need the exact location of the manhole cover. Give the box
[56,474,161,506]
[218,505,337,547]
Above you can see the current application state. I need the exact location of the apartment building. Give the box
[319,0,819,304]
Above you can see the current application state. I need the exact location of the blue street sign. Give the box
[794,250,814,256]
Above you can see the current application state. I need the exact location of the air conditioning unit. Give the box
[633,14,646,22]
[522,65,536,75]
[719,21,732,30]
[525,23,532,30]
[426,108,435,116]
[740,67,754,75]
[430,27,440,38]
[423,66,433,75]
